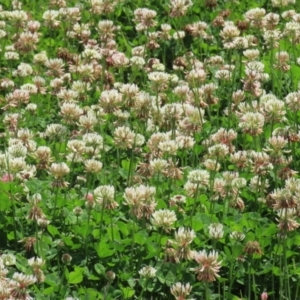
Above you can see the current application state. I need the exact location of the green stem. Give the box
[110,209,114,242]
[99,202,105,244]
[271,254,275,300]
[130,219,136,263]
[84,209,92,263]
[283,209,291,299]
[204,282,209,300]
[6,157,17,247]
[101,58,107,92]
[270,43,274,93]
[155,89,160,125]
[248,258,252,300]
[51,187,60,222]
[139,279,148,300]
[253,272,257,300]
[127,149,134,187]
[35,222,40,257]
[190,183,200,228]
[206,105,212,124]
[11,194,18,248]
[222,195,229,223]
[103,282,111,300]
[209,159,219,215]
[228,245,237,296]
[293,110,298,132]
[279,253,283,300]
[295,271,300,299]
[167,177,173,203]
[40,231,44,260]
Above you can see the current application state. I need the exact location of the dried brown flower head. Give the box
[236,20,249,32]
[244,241,262,256]
[18,237,36,251]
[205,0,217,9]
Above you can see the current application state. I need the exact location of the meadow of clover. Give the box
[2,0,300,299]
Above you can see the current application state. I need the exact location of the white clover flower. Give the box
[20,83,38,95]
[272,0,295,7]
[239,112,265,135]
[186,68,206,83]
[168,227,196,262]
[187,169,210,186]
[1,253,16,266]
[170,282,193,299]
[135,134,145,147]
[94,185,117,210]
[82,48,102,61]
[175,135,195,149]
[132,46,145,57]
[78,111,98,131]
[83,132,103,149]
[220,25,240,42]
[150,158,168,174]
[148,71,170,83]
[50,162,70,178]
[28,257,45,267]
[7,156,27,173]
[139,266,157,278]
[84,159,103,173]
[249,175,269,192]
[243,49,260,61]
[4,51,19,60]
[215,69,231,80]
[130,56,145,69]
[208,144,229,159]
[0,29,6,38]
[152,63,165,71]
[15,63,33,77]
[244,8,266,26]
[151,209,177,231]
[203,159,221,172]
[231,178,247,189]
[285,91,300,110]
[12,272,37,286]
[173,31,186,39]
[191,250,222,282]
[34,51,48,64]
[113,126,136,149]
[133,8,157,31]
[169,0,193,17]
[174,227,196,245]
[124,185,157,219]
[158,140,178,156]
[208,223,224,239]
[7,144,27,158]
[230,231,245,241]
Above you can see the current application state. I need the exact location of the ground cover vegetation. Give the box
[0,0,300,299]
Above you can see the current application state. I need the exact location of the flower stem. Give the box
[248,258,252,300]
[84,208,92,263]
[110,209,114,242]
[127,148,134,187]
[99,202,105,244]
[51,187,60,222]
[283,209,291,299]
[190,183,200,228]
[204,282,209,300]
